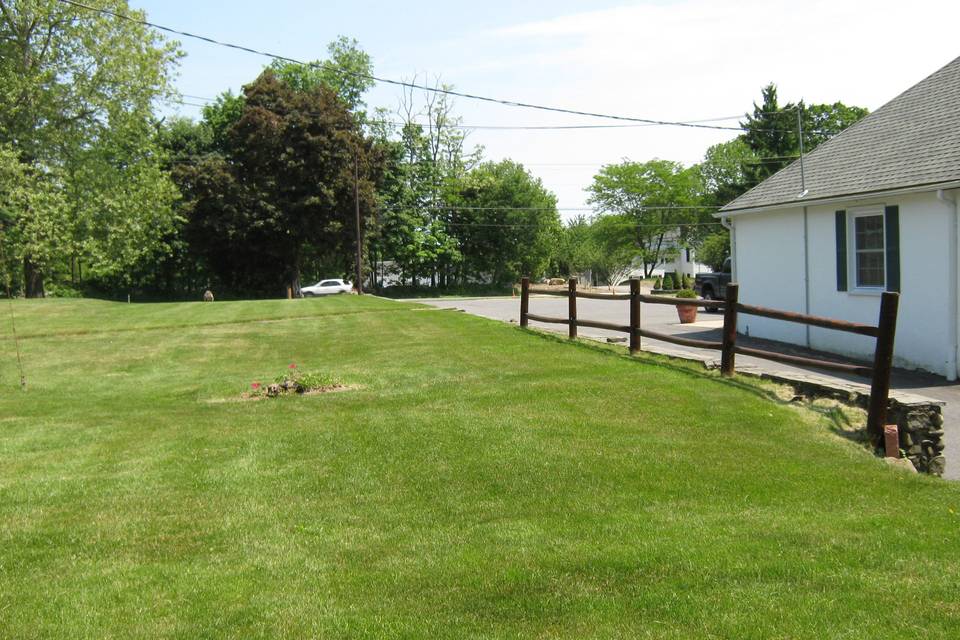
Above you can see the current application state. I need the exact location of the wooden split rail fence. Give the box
[520,277,899,445]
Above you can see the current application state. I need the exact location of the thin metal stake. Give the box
[1,242,25,390]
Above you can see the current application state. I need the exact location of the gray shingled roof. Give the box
[721,56,960,212]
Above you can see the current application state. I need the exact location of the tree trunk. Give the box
[23,256,44,298]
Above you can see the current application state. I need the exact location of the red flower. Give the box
[289,363,297,369]
[251,382,261,390]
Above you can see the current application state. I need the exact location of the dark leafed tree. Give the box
[176,70,381,296]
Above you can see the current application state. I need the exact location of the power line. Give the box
[388,219,727,229]
[163,95,817,135]
[165,152,796,168]
[58,0,801,133]
[165,95,749,130]
[377,205,721,213]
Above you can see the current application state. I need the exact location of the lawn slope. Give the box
[0,296,958,638]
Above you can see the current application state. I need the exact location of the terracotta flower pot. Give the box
[677,303,698,324]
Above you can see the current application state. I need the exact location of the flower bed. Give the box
[246,363,345,399]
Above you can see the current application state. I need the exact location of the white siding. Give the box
[733,207,807,346]
[732,191,956,377]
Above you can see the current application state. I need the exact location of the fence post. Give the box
[866,291,899,447]
[720,283,739,377]
[568,277,578,339]
[520,277,529,328]
[629,278,641,355]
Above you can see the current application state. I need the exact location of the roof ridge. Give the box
[721,55,960,213]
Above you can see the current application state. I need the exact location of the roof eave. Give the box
[714,180,960,218]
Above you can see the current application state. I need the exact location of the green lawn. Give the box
[1,296,958,638]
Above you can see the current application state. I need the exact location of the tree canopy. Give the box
[174,71,379,296]
[448,160,560,285]
[586,159,705,277]
[0,0,181,296]
[741,83,867,187]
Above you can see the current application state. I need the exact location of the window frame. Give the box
[847,206,886,292]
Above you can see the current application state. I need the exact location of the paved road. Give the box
[415,294,960,480]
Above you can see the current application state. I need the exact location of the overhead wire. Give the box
[161,96,819,135]
[61,0,820,135]
[165,96,750,130]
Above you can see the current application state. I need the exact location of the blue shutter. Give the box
[885,205,900,292]
[835,210,847,291]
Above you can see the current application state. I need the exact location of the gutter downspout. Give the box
[803,206,811,347]
[937,189,958,381]
[721,216,736,281]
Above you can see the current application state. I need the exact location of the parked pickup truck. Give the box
[693,257,732,309]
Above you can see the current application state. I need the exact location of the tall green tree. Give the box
[741,83,867,187]
[587,213,640,287]
[803,101,869,149]
[200,91,245,153]
[269,36,374,117]
[372,79,482,288]
[0,0,181,296]
[0,144,67,294]
[741,83,798,185]
[586,159,704,277]
[448,160,560,285]
[552,215,598,278]
[699,138,757,206]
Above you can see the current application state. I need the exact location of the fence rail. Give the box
[519,277,899,446]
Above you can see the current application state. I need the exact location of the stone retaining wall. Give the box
[888,401,946,475]
[624,341,948,476]
[754,371,946,476]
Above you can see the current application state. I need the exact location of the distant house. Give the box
[719,56,960,379]
[648,240,709,279]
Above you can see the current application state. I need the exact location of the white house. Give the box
[649,240,709,279]
[719,56,960,380]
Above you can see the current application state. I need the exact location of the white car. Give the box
[301,279,352,296]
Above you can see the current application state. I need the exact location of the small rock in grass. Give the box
[929,455,947,476]
[606,337,627,343]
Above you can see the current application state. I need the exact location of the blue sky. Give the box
[141,0,960,215]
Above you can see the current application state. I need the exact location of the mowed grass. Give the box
[0,296,958,639]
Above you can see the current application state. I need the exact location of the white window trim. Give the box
[847,205,886,293]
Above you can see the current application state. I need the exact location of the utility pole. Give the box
[354,151,363,295]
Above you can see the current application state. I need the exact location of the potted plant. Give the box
[675,288,699,323]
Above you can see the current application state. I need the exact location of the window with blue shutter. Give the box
[835,210,847,291]
[839,205,900,292]
[884,205,900,292]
